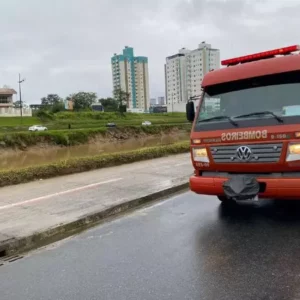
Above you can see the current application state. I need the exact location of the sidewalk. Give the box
[0,153,192,255]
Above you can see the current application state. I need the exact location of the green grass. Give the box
[0,124,191,148]
[0,141,190,187]
[0,112,187,132]
[0,117,40,126]
[54,111,185,120]
[0,117,41,132]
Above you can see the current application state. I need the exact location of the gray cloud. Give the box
[174,0,300,49]
[0,0,299,103]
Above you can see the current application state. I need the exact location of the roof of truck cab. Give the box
[202,54,300,87]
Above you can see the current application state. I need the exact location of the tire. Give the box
[217,196,228,202]
[217,196,236,205]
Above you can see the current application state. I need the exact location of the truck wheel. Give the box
[217,196,235,205]
[217,196,228,202]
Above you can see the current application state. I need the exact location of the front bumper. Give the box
[190,175,300,199]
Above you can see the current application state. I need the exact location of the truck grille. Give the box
[210,143,283,163]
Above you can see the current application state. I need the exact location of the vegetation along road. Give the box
[0,111,191,186]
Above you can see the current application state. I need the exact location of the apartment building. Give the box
[165,42,220,112]
[150,98,156,106]
[111,46,150,112]
[157,96,165,105]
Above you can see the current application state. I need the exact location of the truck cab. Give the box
[186,45,300,202]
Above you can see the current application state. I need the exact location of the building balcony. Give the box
[0,103,13,107]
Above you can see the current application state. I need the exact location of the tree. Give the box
[51,101,65,113]
[41,94,62,106]
[113,88,129,113]
[13,100,30,109]
[40,94,65,113]
[70,92,97,111]
[13,101,21,108]
[99,97,118,112]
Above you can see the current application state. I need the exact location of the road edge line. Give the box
[0,182,189,257]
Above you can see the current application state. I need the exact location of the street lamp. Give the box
[18,73,25,122]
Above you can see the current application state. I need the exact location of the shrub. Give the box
[36,110,54,121]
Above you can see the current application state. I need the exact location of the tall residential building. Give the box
[165,42,220,112]
[150,98,156,106]
[111,46,150,112]
[157,96,165,105]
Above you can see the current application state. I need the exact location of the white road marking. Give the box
[0,178,123,211]
[174,162,190,167]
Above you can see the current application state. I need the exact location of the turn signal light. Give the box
[192,139,201,144]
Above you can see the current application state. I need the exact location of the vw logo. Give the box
[236,146,252,161]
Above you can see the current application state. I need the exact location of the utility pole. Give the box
[18,74,25,123]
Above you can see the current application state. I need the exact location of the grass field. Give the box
[0,124,191,148]
[0,117,40,126]
[0,112,187,132]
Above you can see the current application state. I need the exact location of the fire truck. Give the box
[186,45,300,202]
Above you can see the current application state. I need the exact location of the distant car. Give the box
[106,122,116,128]
[142,121,152,126]
[28,125,48,132]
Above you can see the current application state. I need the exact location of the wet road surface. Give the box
[1,192,300,300]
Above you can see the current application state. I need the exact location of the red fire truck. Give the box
[186,45,300,202]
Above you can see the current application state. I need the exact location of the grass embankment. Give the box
[0,117,41,132]
[0,142,190,187]
[0,124,191,148]
[0,112,187,132]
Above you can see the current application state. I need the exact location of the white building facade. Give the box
[157,96,165,105]
[165,42,220,112]
[150,98,156,105]
[111,46,150,112]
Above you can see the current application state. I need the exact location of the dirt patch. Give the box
[100,126,182,142]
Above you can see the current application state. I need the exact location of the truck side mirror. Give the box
[186,101,195,122]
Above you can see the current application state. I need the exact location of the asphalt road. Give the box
[1,192,300,300]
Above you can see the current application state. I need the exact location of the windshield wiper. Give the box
[234,111,283,123]
[198,115,238,127]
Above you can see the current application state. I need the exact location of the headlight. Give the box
[192,147,209,162]
[286,143,300,161]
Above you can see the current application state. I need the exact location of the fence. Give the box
[0,107,32,117]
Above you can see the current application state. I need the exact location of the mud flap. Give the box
[222,175,260,201]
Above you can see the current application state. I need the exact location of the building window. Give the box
[0,97,10,104]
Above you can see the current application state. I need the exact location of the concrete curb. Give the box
[0,182,189,257]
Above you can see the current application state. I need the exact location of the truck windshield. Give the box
[195,71,300,131]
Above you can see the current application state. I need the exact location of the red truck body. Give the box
[188,45,300,201]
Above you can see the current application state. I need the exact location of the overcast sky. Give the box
[0,0,299,104]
